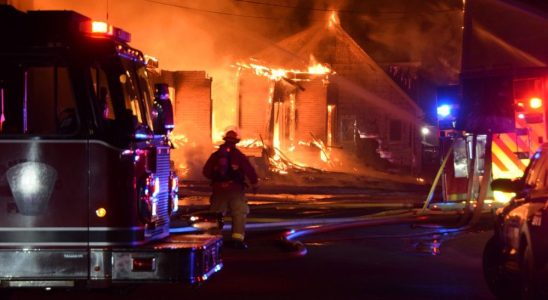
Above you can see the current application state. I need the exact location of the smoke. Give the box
[24,0,463,117]
[20,0,462,180]
[339,0,463,85]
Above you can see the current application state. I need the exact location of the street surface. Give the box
[6,180,498,300]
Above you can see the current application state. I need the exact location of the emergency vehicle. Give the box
[0,6,222,289]
[434,0,548,207]
[437,68,548,205]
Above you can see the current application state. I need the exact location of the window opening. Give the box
[119,71,142,124]
[0,62,77,136]
[90,66,115,120]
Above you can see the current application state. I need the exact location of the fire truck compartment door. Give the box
[90,234,223,283]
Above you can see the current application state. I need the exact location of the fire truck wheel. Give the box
[483,236,520,300]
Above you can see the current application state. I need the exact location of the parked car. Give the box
[484,143,548,299]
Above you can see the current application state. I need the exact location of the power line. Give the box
[144,0,460,23]
[144,0,325,21]
[234,0,341,13]
[234,0,460,15]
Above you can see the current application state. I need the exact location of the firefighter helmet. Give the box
[223,129,241,143]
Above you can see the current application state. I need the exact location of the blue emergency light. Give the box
[437,104,452,118]
[436,85,460,130]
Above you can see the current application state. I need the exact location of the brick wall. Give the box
[238,70,272,142]
[156,70,212,179]
[172,71,212,142]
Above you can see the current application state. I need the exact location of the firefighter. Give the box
[202,129,258,249]
[152,83,174,135]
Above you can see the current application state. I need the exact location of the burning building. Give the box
[156,70,213,178]
[235,15,424,175]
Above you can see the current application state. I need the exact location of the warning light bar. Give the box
[437,104,452,118]
[437,103,459,130]
[79,20,131,43]
[91,21,112,34]
[529,97,543,109]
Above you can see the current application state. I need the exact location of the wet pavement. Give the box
[9,220,495,300]
[6,174,497,299]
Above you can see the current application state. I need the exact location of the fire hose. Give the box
[200,209,468,261]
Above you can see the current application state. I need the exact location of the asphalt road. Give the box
[4,181,497,300]
[7,218,496,300]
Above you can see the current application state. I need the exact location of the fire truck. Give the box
[0,6,222,289]
[432,0,548,209]
[436,68,548,206]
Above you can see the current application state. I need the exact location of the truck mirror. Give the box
[122,110,152,141]
[153,83,174,135]
[162,100,174,131]
[491,178,522,193]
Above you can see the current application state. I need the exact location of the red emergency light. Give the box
[91,21,112,34]
[529,97,543,109]
[79,20,131,43]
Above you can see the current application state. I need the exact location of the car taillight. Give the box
[168,171,179,215]
[138,174,158,224]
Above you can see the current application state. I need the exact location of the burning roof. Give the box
[235,14,425,176]
[250,14,423,119]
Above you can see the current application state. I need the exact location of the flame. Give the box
[269,153,289,174]
[231,57,334,175]
[239,138,263,148]
[328,11,339,27]
[308,63,331,74]
[177,162,190,176]
[273,111,281,150]
[170,133,189,148]
[235,57,332,82]
[320,151,328,163]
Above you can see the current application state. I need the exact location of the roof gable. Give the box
[252,20,423,117]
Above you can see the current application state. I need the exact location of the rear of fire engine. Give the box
[437,69,548,206]
[0,6,222,289]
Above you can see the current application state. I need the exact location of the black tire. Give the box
[483,236,520,300]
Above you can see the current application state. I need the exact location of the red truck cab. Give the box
[0,5,222,289]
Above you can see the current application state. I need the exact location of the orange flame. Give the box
[308,63,331,74]
[232,57,334,175]
[328,11,339,27]
[170,133,189,148]
[235,57,332,81]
